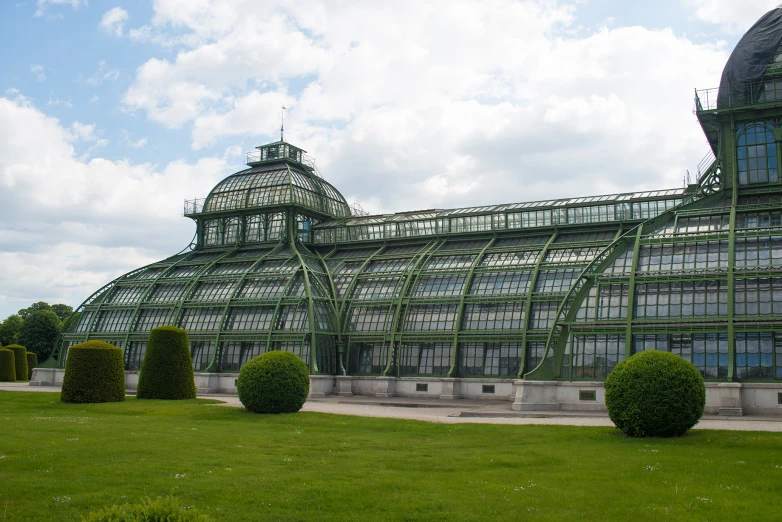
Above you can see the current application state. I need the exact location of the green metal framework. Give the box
[49,40,782,382]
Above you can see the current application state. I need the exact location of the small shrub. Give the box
[0,348,16,382]
[5,345,28,382]
[237,350,310,414]
[605,350,705,437]
[61,341,125,404]
[136,326,196,400]
[26,352,38,380]
[81,496,211,522]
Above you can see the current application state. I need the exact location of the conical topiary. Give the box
[136,325,196,400]
[27,352,38,380]
[0,348,16,382]
[61,341,125,404]
[5,345,28,382]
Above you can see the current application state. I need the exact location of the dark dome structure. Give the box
[717,6,782,108]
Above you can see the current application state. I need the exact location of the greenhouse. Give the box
[39,7,782,412]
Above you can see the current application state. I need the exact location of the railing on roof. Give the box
[245,148,325,179]
[184,198,205,215]
[695,81,782,112]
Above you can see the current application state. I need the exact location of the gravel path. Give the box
[5,382,782,432]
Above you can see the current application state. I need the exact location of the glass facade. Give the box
[55,90,782,385]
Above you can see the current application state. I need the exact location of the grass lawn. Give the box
[1,392,781,521]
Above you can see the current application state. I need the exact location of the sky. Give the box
[0,0,779,319]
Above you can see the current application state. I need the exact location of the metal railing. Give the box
[696,149,716,181]
[245,150,262,164]
[245,149,324,179]
[184,198,205,215]
[695,81,782,112]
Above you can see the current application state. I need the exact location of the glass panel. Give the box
[403,305,459,331]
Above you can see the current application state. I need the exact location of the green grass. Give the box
[1,392,781,521]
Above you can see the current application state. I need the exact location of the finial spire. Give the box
[280,105,286,141]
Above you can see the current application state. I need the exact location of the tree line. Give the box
[0,301,73,364]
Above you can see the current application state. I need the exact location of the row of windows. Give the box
[399,342,451,376]
[312,200,679,244]
[340,268,587,304]
[598,236,782,274]
[349,342,388,374]
[346,301,559,333]
[124,339,312,372]
[114,332,782,379]
[203,214,286,246]
[459,342,522,377]
[565,333,733,380]
[544,247,602,263]
[83,304,314,334]
[90,276,782,337]
[638,242,729,271]
[634,281,728,319]
[106,276,306,308]
[348,341,545,377]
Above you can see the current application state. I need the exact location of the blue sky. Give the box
[0,0,778,318]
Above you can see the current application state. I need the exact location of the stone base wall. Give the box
[510,381,782,416]
[29,368,782,416]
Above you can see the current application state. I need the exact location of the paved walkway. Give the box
[4,381,782,432]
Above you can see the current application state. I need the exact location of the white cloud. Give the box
[47,96,73,108]
[86,60,120,86]
[128,136,148,148]
[99,6,128,37]
[35,0,86,17]
[0,94,233,318]
[3,1,750,315]
[121,1,729,215]
[191,90,292,149]
[30,64,46,82]
[688,0,780,34]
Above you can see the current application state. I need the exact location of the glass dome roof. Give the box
[203,158,351,218]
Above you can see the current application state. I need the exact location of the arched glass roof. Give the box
[203,162,351,218]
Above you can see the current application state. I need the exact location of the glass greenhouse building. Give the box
[42,8,782,410]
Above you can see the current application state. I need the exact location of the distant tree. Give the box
[17,302,53,320]
[51,304,74,322]
[17,310,61,362]
[0,315,24,346]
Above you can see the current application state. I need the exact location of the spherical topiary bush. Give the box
[237,351,310,414]
[26,352,38,380]
[0,348,16,382]
[136,326,196,400]
[5,345,28,382]
[61,341,125,404]
[605,350,705,437]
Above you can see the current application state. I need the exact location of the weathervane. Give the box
[280,105,286,141]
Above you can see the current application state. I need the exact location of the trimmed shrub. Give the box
[605,350,705,437]
[61,341,125,404]
[81,496,211,522]
[237,350,310,414]
[0,348,16,382]
[27,352,38,380]
[136,326,196,400]
[5,345,28,382]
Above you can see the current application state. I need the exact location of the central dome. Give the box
[204,141,351,219]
